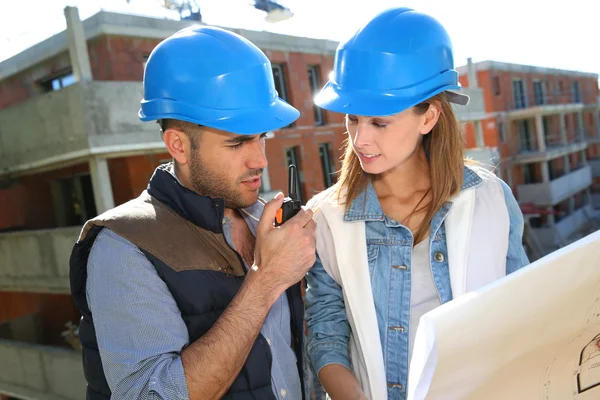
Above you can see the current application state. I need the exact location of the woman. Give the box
[304,7,530,400]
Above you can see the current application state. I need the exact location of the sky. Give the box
[0,0,599,77]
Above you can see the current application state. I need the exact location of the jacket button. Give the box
[389,326,405,332]
[434,252,445,262]
[393,265,408,270]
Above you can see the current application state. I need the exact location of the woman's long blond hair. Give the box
[334,92,465,244]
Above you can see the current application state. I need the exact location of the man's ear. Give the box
[163,128,189,166]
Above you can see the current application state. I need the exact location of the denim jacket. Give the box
[305,166,530,400]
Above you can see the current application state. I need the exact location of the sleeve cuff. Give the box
[309,342,352,375]
[148,355,189,400]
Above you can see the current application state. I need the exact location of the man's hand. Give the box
[250,192,316,302]
[181,191,315,399]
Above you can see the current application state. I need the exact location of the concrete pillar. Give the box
[502,165,512,187]
[577,111,585,141]
[504,115,512,144]
[535,114,546,152]
[64,6,92,82]
[465,59,484,147]
[546,209,555,225]
[559,113,567,144]
[261,165,272,192]
[474,120,484,147]
[581,150,588,165]
[541,161,550,183]
[564,152,573,216]
[568,197,575,213]
[467,57,478,87]
[89,156,115,214]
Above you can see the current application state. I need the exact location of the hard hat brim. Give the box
[446,91,470,106]
[314,81,470,117]
[139,97,300,135]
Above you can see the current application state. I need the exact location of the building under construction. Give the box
[458,61,600,260]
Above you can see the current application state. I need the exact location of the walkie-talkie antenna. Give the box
[288,164,298,201]
[274,164,302,226]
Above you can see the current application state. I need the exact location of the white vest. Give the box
[307,169,510,400]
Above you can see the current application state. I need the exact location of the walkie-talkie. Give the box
[275,164,302,226]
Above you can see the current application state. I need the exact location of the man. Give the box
[69,25,316,400]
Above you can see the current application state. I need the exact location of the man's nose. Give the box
[247,141,268,169]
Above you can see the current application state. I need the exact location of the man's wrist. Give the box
[242,267,281,308]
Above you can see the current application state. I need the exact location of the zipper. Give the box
[214,200,247,276]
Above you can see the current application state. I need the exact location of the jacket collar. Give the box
[146,163,225,233]
[344,166,482,222]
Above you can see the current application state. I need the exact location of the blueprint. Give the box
[407,230,600,400]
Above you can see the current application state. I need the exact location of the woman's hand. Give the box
[319,364,368,400]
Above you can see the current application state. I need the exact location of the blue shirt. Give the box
[87,200,301,400]
[305,167,530,400]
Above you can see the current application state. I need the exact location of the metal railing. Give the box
[506,91,586,111]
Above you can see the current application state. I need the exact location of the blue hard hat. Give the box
[139,26,299,134]
[315,7,469,117]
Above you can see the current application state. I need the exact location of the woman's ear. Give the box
[419,103,441,135]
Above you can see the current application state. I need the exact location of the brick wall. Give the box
[0,35,162,112]
[89,35,162,81]
[476,69,599,113]
[0,52,71,111]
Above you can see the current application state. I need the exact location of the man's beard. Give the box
[188,151,262,209]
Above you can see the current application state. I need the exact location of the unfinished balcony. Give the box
[511,136,588,164]
[0,339,84,400]
[516,165,592,207]
[507,102,584,121]
[508,110,590,164]
[0,81,164,177]
[531,205,598,250]
[0,227,79,294]
[505,91,585,121]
